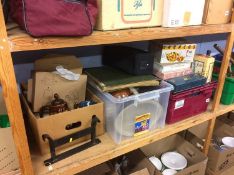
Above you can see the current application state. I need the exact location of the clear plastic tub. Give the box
[89,81,174,143]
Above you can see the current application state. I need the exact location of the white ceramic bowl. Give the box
[162,169,177,175]
[222,137,234,148]
[149,156,163,171]
[161,152,187,170]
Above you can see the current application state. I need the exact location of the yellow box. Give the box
[95,0,163,30]
[193,54,215,83]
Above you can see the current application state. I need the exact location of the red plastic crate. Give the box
[166,82,217,124]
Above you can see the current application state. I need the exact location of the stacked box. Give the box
[95,0,163,30]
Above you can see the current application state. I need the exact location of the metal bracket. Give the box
[42,115,101,166]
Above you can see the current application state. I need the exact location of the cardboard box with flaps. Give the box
[22,89,105,155]
[187,119,234,174]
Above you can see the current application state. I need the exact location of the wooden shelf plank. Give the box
[7,23,233,52]
[30,103,234,175]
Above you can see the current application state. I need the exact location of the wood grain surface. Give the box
[0,4,34,175]
[7,23,233,52]
[30,103,234,175]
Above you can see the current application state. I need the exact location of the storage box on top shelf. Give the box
[89,81,173,143]
[21,89,105,155]
[166,81,217,124]
[141,134,208,175]
[187,119,234,174]
[162,0,205,27]
[95,0,163,31]
[203,0,233,24]
[150,39,197,64]
[0,93,19,174]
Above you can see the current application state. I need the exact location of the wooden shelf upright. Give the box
[0,3,234,175]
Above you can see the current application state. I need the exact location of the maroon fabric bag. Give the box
[9,0,98,37]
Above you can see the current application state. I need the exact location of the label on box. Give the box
[134,113,151,136]
[194,60,205,76]
[160,44,196,63]
[175,99,185,109]
[121,0,153,23]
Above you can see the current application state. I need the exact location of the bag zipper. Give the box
[64,0,82,4]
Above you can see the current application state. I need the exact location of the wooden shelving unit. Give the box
[31,104,234,175]
[7,23,233,52]
[0,4,234,175]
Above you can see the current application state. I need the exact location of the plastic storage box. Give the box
[213,74,234,105]
[167,74,207,93]
[166,82,217,124]
[90,81,173,143]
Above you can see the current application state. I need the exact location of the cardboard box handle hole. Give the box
[66,121,82,130]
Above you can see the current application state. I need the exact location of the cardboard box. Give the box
[79,156,151,175]
[32,55,85,112]
[32,72,87,112]
[187,120,234,174]
[186,122,209,151]
[131,169,150,175]
[150,39,197,64]
[193,54,215,83]
[95,0,163,30]
[203,0,233,25]
[162,0,205,27]
[141,135,208,175]
[1,169,21,175]
[109,149,155,175]
[219,114,234,130]
[207,165,234,175]
[0,128,20,174]
[34,54,83,74]
[22,90,105,155]
[78,163,112,175]
[0,93,19,174]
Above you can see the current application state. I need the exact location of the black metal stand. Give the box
[42,115,101,166]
